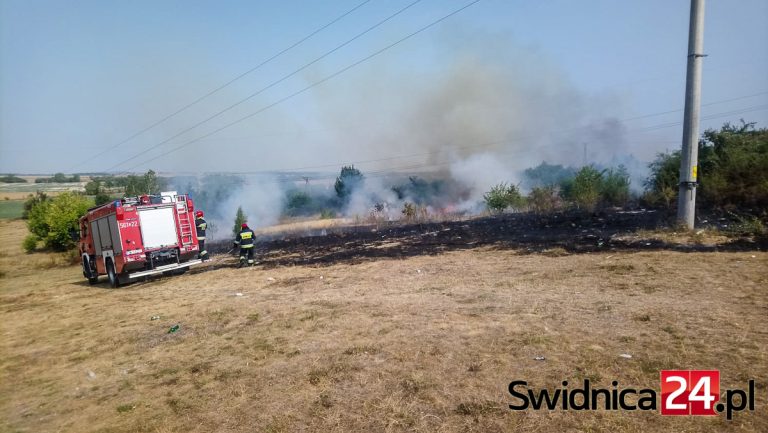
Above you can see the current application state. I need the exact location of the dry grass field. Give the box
[1,218,766,432]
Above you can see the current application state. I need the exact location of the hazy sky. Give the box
[1,0,767,174]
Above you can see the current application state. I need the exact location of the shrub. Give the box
[319,209,336,219]
[94,192,112,206]
[483,183,524,213]
[284,190,312,216]
[642,121,768,211]
[26,192,91,251]
[527,185,561,214]
[22,235,38,253]
[22,191,49,219]
[568,166,602,212]
[84,180,101,195]
[601,165,631,207]
[334,165,363,201]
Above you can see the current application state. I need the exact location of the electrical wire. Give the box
[67,0,373,172]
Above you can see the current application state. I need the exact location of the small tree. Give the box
[284,190,312,216]
[601,165,631,207]
[233,206,247,238]
[483,183,524,213]
[26,192,91,251]
[569,166,603,211]
[84,180,101,195]
[334,165,363,201]
[94,192,112,206]
[22,191,49,219]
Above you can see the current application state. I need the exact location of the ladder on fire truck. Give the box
[174,195,194,246]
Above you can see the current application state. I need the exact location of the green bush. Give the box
[601,166,631,207]
[483,183,525,213]
[22,191,49,219]
[94,192,112,206]
[568,166,603,212]
[643,121,768,210]
[26,192,91,251]
[0,174,27,183]
[284,190,312,216]
[334,165,363,201]
[22,234,38,253]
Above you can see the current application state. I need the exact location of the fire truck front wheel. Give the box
[106,260,120,288]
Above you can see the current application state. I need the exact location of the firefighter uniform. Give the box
[234,223,256,266]
[195,213,209,261]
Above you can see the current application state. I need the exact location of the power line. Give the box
[67,0,373,172]
[113,0,483,174]
[107,0,427,172]
[163,100,767,188]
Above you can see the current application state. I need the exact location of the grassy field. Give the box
[0,200,24,219]
[0,219,766,432]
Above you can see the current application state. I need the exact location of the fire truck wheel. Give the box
[106,260,119,288]
[82,257,98,285]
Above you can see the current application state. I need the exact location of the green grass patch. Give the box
[0,200,24,219]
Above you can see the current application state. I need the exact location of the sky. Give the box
[1,0,767,175]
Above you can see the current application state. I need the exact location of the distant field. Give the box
[0,200,24,219]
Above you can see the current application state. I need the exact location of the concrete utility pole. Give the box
[677,0,706,229]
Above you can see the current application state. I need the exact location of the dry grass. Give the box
[0,220,766,432]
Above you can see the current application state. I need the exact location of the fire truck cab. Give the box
[78,191,201,287]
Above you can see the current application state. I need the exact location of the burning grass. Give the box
[0,219,766,432]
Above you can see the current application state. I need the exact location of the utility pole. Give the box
[677,0,706,229]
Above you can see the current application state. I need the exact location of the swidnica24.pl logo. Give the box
[508,370,755,420]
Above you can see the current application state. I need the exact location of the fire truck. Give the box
[78,191,201,287]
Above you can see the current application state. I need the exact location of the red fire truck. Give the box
[78,192,201,287]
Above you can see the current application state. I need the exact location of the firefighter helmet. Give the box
[241,223,248,229]
[195,210,204,218]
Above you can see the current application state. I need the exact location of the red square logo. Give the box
[661,370,719,416]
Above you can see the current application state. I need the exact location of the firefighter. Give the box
[195,210,209,261]
[233,222,256,267]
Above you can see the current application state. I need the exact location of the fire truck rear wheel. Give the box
[83,257,98,285]
[106,260,119,288]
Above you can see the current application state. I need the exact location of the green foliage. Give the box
[0,174,27,183]
[319,209,336,219]
[642,121,768,210]
[643,152,681,208]
[524,162,576,187]
[26,192,91,251]
[391,176,449,206]
[284,190,312,216]
[94,192,112,206]
[124,170,167,195]
[22,191,49,219]
[334,165,363,200]
[84,180,101,195]
[601,165,631,207]
[566,166,603,211]
[22,234,38,253]
[527,185,562,214]
[698,122,768,209]
[35,173,80,183]
[233,206,247,238]
[483,183,524,213]
[0,200,25,219]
